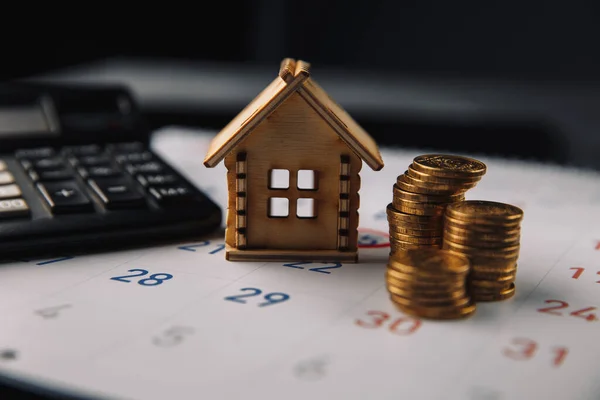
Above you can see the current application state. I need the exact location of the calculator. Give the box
[0,82,222,260]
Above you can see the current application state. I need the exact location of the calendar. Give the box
[1,127,600,400]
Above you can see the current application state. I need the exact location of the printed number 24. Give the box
[111,269,173,286]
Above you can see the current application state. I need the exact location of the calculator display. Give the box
[0,98,59,138]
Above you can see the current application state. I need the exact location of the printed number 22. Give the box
[283,262,342,274]
[224,287,290,307]
[111,269,173,286]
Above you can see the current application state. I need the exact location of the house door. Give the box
[246,166,340,250]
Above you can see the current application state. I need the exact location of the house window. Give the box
[269,169,289,189]
[297,198,317,218]
[297,170,317,190]
[268,197,289,217]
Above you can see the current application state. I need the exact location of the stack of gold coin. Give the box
[386,248,475,319]
[442,200,524,302]
[387,154,487,253]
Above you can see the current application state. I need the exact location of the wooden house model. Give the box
[204,58,384,262]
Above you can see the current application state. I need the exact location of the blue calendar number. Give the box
[224,287,290,307]
[283,261,342,274]
[178,241,225,254]
[110,269,173,286]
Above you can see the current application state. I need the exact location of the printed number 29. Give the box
[111,269,173,286]
[224,288,290,307]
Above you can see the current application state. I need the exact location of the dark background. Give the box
[2,1,600,169]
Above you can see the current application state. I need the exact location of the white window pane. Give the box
[269,169,290,189]
[297,198,317,218]
[298,170,317,190]
[269,197,289,217]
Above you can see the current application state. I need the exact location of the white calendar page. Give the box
[1,127,600,400]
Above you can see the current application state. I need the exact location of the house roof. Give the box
[203,58,384,171]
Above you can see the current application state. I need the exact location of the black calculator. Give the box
[0,82,222,260]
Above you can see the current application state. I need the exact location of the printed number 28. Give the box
[224,288,290,307]
[111,269,173,286]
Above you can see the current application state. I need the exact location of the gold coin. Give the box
[387,284,466,300]
[386,273,465,289]
[446,201,524,224]
[470,270,517,282]
[444,224,521,241]
[388,248,470,275]
[412,154,487,178]
[386,203,440,224]
[386,268,466,285]
[389,231,442,244]
[442,240,520,256]
[390,238,441,249]
[394,300,477,320]
[397,174,468,195]
[443,215,522,231]
[389,224,442,237]
[388,217,444,231]
[390,293,471,308]
[393,184,465,203]
[472,283,516,302]
[469,279,514,289]
[443,231,520,248]
[402,173,478,192]
[392,199,447,216]
[407,165,481,185]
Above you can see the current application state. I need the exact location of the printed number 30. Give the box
[111,269,173,286]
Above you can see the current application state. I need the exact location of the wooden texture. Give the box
[206,58,383,262]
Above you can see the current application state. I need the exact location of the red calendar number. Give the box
[595,240,600,250]
[537,300,599,321]
[569,267,600,283]
[355,310,421,335]
[503,338,568,367]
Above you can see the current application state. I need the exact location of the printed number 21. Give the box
[224,288,290,307]
[111,269,173,286]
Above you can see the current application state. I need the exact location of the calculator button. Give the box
[88,177,146,209]
[29,168,74,182]
[0,198,30,219]
[108,142,145,153]
[0,160,6,171]
[15,147,55,159]
[149,184,194,206]
[62,144,102,156]
[125,161,164,175]
[75,154,112,166]
[0,184,22,199]
[37,181,94,214]
[0,172,15,185]
[114,151,153,164]
[78,165,121,179]
[22,157,65,171]
[136,173,179,187]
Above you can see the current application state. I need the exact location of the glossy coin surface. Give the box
[389,248,470,275]
[412,154,487,178]
[446,201,524,223]
[395,301,477,320]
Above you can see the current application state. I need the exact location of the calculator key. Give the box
[0,172,15,185]
[15,147,55,159]
[62,144,102,156]
[125,161,164,175]
[28,168,74,182]
[149,184,194,206]
[114,151,153,164]
[75,154,112,166]
[88,177,146,209]
[0,198,30,219]
[22,157,65,171]
[0,160,6,171]
[77,165,121,179]
[136,173,179,187]
[0,184,21,199]
[37,181,94,214]
[108,142,145,153]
